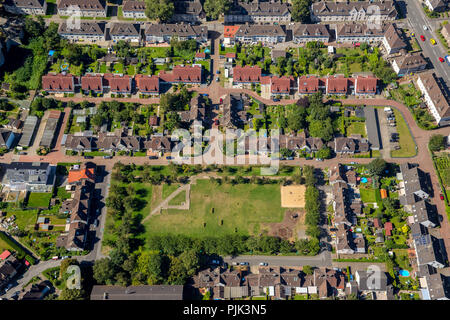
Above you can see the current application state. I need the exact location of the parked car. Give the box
[430,38,436,45]
[103,155,112,159]
[445,56,450,66]
[240,262,249,266]
[287,157,294,160]
[211,259,220,265]
[232,262,238,266]
[350,161,356,165]
[440,194,445,200]
[423,25,428,30]
[94,219,99,227]
[166,156,173,160]
[439,57,445,63]
[52,256,59,260]
[273,98,280,102]
[420,35,425,41]
[149,156,158,159]
[84,156,94,159]
[259,262,268,266]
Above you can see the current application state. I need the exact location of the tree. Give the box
[309,118,334,141]
[204,0,231,20]
[93,258,115,285]
[316,146,332,159]
[59,288,84,300]
[429,134,446,152]
[291,0,312,23]
[302,265,314,275]
[164,111,181,132]
[287,104,307,132]
[145,0,175,22]
[60,258,79,277]
[366,158,387,176]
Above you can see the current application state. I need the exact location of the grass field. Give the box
[144,180,286,238]
[168,190,186,206]
[346,121,366,137]
[359,188,377,203]
[390,109,416,158]
[162,183,180,199]
[27,192,52,208]
[0,237,13,253]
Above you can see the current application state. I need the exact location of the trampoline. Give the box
[399,270,410,277]
[361,177,368,183]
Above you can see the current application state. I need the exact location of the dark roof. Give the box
[58,22,105,36]
[312,1,397,18]
[364,107,381,150]
[5,0,45,9]
[235,24,285,38]
[293,24,330,39]
[109,23,140,37]
[58,0,105,11]
[90,285,184,300]
[122,0,146,12]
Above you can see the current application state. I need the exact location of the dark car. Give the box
[84,156,94,159]
[148,156,158,159]
[166,156,173,160]
[240,262,249,266]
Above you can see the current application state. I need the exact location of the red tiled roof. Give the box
[327,76,349,93]
[68,167,95,184]
[356,76,378,94]
[81,75,103,91]
[271,76,294,94]
[224,25,240,38]
[233,65,262,83]
[0,250,11,260]
[42,74,75,92]
[103,73,132,92]
[385,222,393,236]
[225,52,236,58]
[159,65,202,83]
[298,76,323,94]
[195,52,206,58]
[48,109,62,119]
[373,218,382,228]
[135,74,159,93]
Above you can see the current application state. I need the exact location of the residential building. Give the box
[410,200,436,228]
[2,162,56,192]
[234,24,286,45]
[3,118,23,131]
[91,285,184,300]
[4,0,47,15]
[313,268,346,299]
[411,223,446,269]
[0,129,17,150]
[39,110,61,148]
[103,73,133,94]
[42,73,76,94]
[18,116,38,147]
[424,0,448,12]
[159,65,202,84]
[21,281,52,300]
[0,254,21,290]
[293,24,331,43]
[109,23,141,43]
[64,134,96,153]
[416,73,450,126]
[81,74,104,94]
[335,224,355,254]
[233,65,262,86]
[225,1,291,24]
[355,76,378,96]
[135,74,160,95]
[122,1,146,19]
[326,76,354,95]
[398,163,430,206]
[332,136,370,154]
[267,76,296,97]
[171,0,205,23]
[355,270,389,299]
[179,95,207,125]
[57,0,107,17]
[145,23,208,43]
[57,179,94,251]
[335,23,385,43]
[392,52,427,76]
[441,23,450,47]
[67,163,96,184]
[297,76,326,95]
[58,22,106,43]
[423,273,449,300]
[311,1,397,22]
[221,93,245,129]
[144,136,172,154]
[382,24,407,54]
[223,25,240,46]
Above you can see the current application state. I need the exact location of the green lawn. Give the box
[27,192,52,208]
[57,187,72,201]
[144,180,286,238]
[168,190,186,206]
[0,237,13,253]
[5,209,38,231]
[347,121,367,137]
[390,109,416,158]
[359,188,377,203]
[83,151,109,157]
[112,63,124,74]
[162,183,180,199]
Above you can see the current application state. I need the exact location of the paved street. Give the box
[223,251,332,268]
[405,0,450,88]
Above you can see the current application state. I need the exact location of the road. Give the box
[223,251,332,268]
[405,0,450,88]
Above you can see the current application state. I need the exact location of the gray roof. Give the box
[293,24,330,39]
[400,163,428,199]
[5,0,45,9]
[312,1,397,18]
[18,116,38,147]
[173,0,203,15]
[364,107,381,150]
[4,162,51,185]
[90,285,184,300]
[109,23,140,37]
[58,0,106,11]
[145,23,207,39]
[426,273,449,300]
[40,112,61,148]
[336,22,386,38]
[384,24,407,50]
[235,24,285,38]
[394,52,427,70]
[411,200,435,226]
[122,0,146,12]
[228,1,291,17]
[58,22,105,36]
[356,270,388,291]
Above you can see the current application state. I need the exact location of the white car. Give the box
[423,25,428,30]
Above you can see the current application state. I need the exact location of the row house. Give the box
[392,52,427,76]
[109,23,141,43]
[159,65,202,84]
[398,163,430,207]
[145,23,208,44]
[58,21,106,43]
[81,74,104,94]
[410,200,437,228]
[280,132,324,154]
[298,76,326,95]
[4,0,47,15]
[103,73,133,94]
[57,179,94,251]
[179,95,207,126]
[122,0,146,19]
[135,74,160,96]
[172,0,205,23]
[336,224,365,254]
[41,73,77,94]
[293,24,331,44]
[232,65,262,87]
[260,76,296,97]
[411,223,446,270]
[223,25,241,46]
[382,23,407,54]
[225,1,291,24]
[331,136,370,154]
[416,73,450,127]
[335,22,386,43]
[0,254,22,291]
[424,0,448,12]
[311,1,397,22]
[233,24,286,45]
[57,0,107,17]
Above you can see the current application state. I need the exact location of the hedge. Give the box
[0,231,36,265]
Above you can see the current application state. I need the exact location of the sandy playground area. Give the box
[280,185,306,208]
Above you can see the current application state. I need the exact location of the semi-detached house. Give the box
[58,22,106,43]
[57,0,107,17]
[234,24,286,44]
[225,1,291,24]
[172,0,205,23]
[144,23,208,43]
[4,0,47,15]
[109,23,141,43]
[293,24,330,43]
[392,52,427,76]
[311,1,397,22]
[416,73,450,126]
[122,1,146,19]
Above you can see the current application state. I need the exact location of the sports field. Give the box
[144,180,287,237]
[281,185,306,208]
